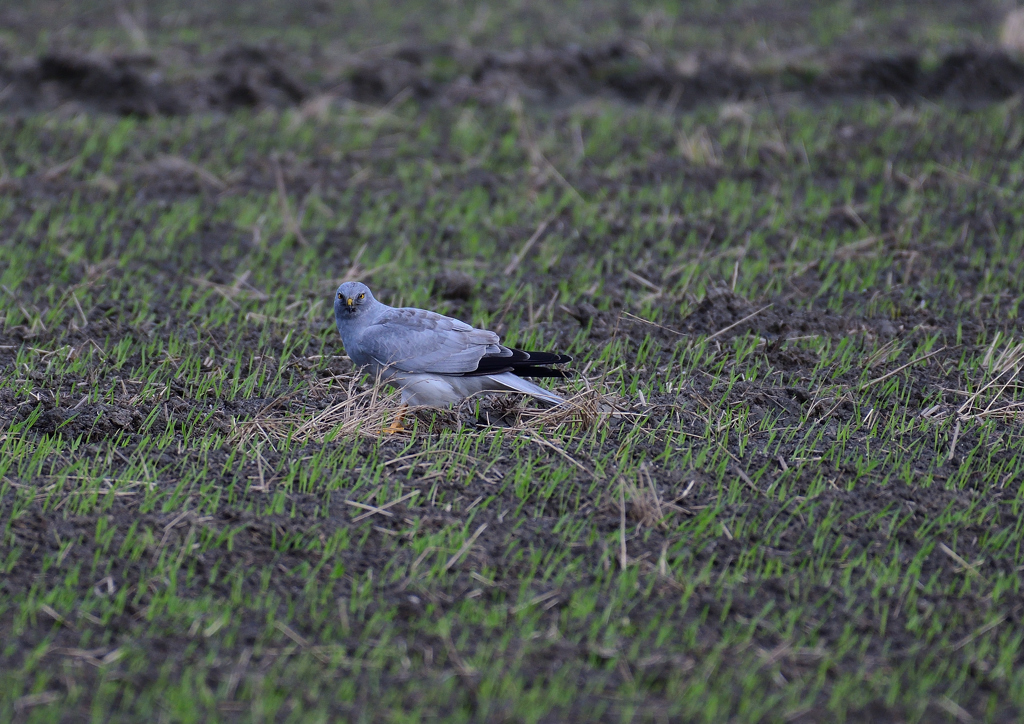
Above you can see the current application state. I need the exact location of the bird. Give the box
[333,281,571,431]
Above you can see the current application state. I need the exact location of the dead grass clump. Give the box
[520,390,604,429]
[621,465,689,531]
[677,126,720,167]
[229,373,406,446]
[229,375,611,447]
[518,380,621,430]
[956,336,1024,421]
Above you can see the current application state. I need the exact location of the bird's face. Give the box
[334,281,374,318]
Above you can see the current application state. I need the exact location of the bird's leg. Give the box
[383,404,408,434]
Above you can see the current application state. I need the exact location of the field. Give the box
[3,1,1024,722]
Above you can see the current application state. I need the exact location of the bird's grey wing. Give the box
[356,308,509,374]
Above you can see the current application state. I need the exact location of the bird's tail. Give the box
[489,372,566,407]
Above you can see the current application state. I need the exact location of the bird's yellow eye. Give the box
[337,292,343,299]
[358,293,365,300]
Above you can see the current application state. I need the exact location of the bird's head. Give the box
[334,281,375,319]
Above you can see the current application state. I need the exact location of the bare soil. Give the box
[3,44,1024,116]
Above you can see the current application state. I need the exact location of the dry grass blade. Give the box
[443,523,487,572]
[155,154,226,190]
[938,543,982,579]
[864,339,900,370]
[345,499,396,518]
[190,275,269,303]
[14,692,61,711]
[504,214,555,276]
[625,270,663,294]
[957,340,1024,420]
[951,614,1007,652]
[274,621,311,648]
[620,310,683,336]
[511,589,560,614]
[351,491,419,523]
[861,346,946,390]
[706,304,773,342]
[677,125,720,167]
[40,604,74,629]
[520,428,587,471]
[833,235,881,260]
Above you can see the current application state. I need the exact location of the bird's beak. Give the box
[346,297,354,307]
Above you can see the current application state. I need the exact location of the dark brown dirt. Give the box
[3,44,1024,116]
[0,45,308,116]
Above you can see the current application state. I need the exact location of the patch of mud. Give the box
[337,44,1024,109]
[203,45,308,111]
[677,288,856,341]
[923,49,1024,100]
[431,269,477,301]
[31,403,144,439]
[2,52,184,116]
[820,49,1024,103]
[0,45,307,116]
[2,44,1023,116]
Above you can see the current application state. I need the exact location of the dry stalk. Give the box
[229,374,406,446]
[155,154,226,190]
[676,125,720,167]
[861,346,945,390]
[956,340,1024,421]
[504,214,555,276]
[864,339,900,370]
[706,304,773,342]
[517,379,619,430]
[619,464,684,531]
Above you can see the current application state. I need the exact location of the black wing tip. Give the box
[467,349,572,377]
[509,350,571,379]
[515,349,572,365]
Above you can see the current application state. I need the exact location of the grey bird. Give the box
[333,281,570,426]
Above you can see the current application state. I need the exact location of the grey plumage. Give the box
[333,281,570,407]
